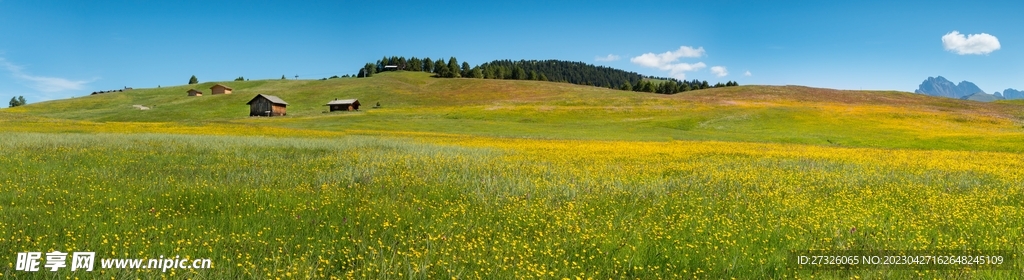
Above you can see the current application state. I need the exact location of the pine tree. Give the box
[461,62,471,78]
[408,57,421,71]
[666,81,679,94]
[422,58,433,73]
[9,97,17,108]
[641,81,655,92]
[437,64,451,78]
[433,59,445,75]
[481,67,492,79]
[379,56,389,72]
[514,67,527,80]
[361,63,376,78]
[494,67,505,79]
[281,75,286,80]
[188,75,198,84]
[447,57,460,78]
[17,96,26,106]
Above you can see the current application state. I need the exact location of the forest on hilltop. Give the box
[359,56,738,94]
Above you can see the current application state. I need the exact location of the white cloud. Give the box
[710,66,728,77]
[595,54,620,62]
[744,71,752,77]
[631,46,707,80]
[942,31,1000,55]
[664,62,706,80]
[1,58,94,92]
[630,46,705,69]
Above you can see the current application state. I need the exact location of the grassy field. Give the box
[10,72,1024,151]
[2,72,1024,278]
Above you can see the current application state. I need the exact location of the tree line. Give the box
[360,56,478,79]
[359,56,738,94]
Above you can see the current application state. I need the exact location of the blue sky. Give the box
[1,0,1021,102]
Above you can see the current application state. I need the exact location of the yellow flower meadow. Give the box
[0,123,1021,278]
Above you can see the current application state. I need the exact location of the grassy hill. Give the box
[3,71,1024,278]
[961,92,1004,102]
[7,71,1023,152]
[996,99,1024,105]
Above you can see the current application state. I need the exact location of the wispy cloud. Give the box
[710,66,728,77]
[1,58,95,92]
[942,31,1000,55]
[630,46,707,80]
[595,54,620,62]
[744,70,752,77]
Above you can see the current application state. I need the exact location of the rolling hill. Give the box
[961,92,1003,102]
[4,71,1024,152]
[4,70,1024,279]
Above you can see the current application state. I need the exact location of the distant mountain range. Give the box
[999,88,1024,100]
[914,76,1023,101]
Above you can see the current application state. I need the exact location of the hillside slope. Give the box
[4,71,1024,151]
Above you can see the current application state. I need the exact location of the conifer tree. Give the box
[447,57,460,78]
[461,62,471,78]
[422,58,433,72]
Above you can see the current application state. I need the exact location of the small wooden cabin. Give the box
[247,94,288,116]
[187,89,203,96]
[326,99,360,111]
[210,84,233,95]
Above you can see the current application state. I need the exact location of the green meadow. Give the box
[10,72,1024,151]
[2,71,1023,278]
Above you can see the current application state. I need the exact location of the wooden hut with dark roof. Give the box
[186,89,203,96]
[326,98,360,111]
[247,94,288,116]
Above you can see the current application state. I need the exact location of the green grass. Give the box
[2,132,1022,278]
[7,71,1023,152]
[2,72,1024,278]
[996,99,1024,105]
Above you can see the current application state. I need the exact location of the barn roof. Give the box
[187,89,202,93]
[247,94,288,105]
[325,99,359,105]
[210,84,234,90]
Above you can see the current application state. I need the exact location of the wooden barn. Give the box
[186,89,203,96]
[326,99,360,111]
[247,94,288,116]
[210,84,233,95]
